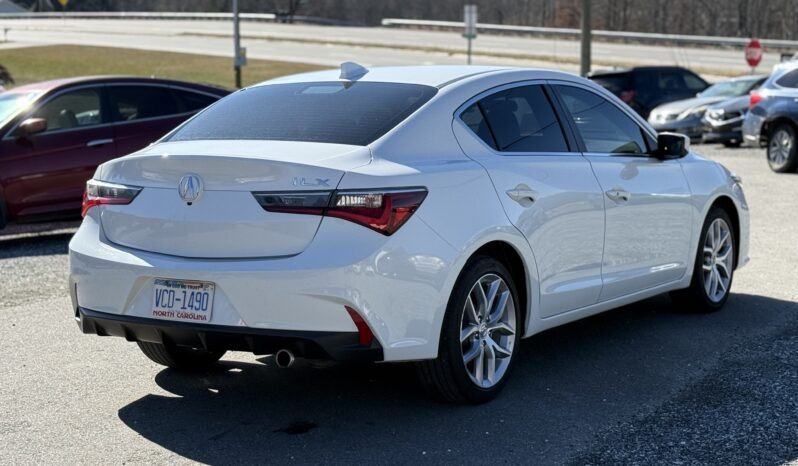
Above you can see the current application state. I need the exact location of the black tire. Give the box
[767,123,798,173]
[137,341,225,371]
[670,207,735,313]
[722,140,742,148]
[417,256,521,404]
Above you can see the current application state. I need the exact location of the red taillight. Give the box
[619,89,636,103]
[81,180,142,217]
[749,91,763,109]
[253,188,427,236]
[345,306,374,347]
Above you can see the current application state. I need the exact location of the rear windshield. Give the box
[589,73,631,94]
[167,81,438,146]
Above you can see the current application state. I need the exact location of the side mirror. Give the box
[19,117,47,136]
[653,132,689,159]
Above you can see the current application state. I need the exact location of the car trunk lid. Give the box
[96,140,370,259]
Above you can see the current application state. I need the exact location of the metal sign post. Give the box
[233,0,246,89]
[463,5,477,65]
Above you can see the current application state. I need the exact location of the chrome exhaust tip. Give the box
[275,349,296,368]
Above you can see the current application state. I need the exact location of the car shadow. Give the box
[117,293,798,465]
[0,231,72,259]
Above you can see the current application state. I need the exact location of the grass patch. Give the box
[0,45,326,89]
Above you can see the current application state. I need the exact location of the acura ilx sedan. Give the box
[69,64,750,403]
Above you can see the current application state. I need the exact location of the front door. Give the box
[2,86,116,218]
[453,83,606,317]
[552,83,693,301]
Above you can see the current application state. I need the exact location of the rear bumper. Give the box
[69,209,459,362]
[76,307,383,361]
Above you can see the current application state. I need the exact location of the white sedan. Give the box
[69,64,749,403]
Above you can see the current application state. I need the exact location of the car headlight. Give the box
[678,105,709,120]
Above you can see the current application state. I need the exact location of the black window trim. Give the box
[547,80,658,158]
[453,79,579,156]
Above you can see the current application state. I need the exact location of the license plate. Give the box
[151,279,215,323]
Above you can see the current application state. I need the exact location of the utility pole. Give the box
[580,0,592,76]
[233,0,242,88]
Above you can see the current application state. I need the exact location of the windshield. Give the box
[698,79,759,98]
[167,81,438,146]
[0,91,40,126]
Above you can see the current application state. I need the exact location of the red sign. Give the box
[745,39,763,67]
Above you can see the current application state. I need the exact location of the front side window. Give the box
[108,86,179,122]
[682,72,708,93]
[0,91,39,128]
[167,82,437,146]
[555,85,648,155]
[32,88,102,132]
[462,85,569,153]
[658,71,688,93]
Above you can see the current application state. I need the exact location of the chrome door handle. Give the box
[506,185,537,206]
[86,138,114,148]
[605,189,631,202]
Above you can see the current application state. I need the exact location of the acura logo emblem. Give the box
[178,174,203,203]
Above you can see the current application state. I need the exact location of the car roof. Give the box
[259,65,515,88]
[588,66,695,77]
[9,76,230,94]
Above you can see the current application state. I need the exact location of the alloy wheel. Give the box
[460,273,517,388]
[702,218,734,303]
[768,129,792,170]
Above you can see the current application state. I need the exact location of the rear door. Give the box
[107,84,195,156]
[2,85,116,217]
[551,82,693,301]
[453,82,606,317]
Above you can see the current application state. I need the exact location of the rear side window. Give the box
[108,86,179,122]
[461,103,496,149]
[464,85,569,153]
[173,89,220,112]
[555,85,647,155]
[776,69,798,88]
[168,82,437,146]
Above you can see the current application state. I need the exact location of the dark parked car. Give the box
[646,74,766,143]
[588,66,709,119]
[0,76,229,227]
[742,61,798,172]
[702,94,758,148]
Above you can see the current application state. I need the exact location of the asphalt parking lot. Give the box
[1,145,796,465]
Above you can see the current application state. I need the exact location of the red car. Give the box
[0,76,229,227]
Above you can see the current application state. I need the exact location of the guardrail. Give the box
[0,11,355,26]
[0,11,276,20]
[381,18,798,50]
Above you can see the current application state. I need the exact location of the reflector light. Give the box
[253,187,427,236]
[345,306,374,347]
[81,180,142,217]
